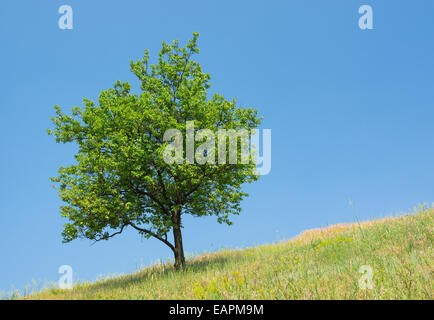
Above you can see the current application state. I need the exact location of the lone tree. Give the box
[49,33,261,270]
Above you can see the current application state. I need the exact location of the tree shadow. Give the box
[73,252,240,295]
[185,254,235,272]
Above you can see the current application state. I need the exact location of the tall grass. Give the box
[24,207,434,300]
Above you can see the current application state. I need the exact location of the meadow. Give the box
[12,206,434,300]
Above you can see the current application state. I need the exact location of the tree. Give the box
[48,33,261,270]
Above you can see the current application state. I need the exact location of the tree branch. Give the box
[128,222,175,253]
[90,223,128,245]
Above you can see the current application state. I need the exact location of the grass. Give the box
[20,206,434,299]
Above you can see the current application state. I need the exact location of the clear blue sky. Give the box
[1,0,433,294]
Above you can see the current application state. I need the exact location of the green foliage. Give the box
[48,33,261,250]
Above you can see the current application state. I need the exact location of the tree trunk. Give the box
[172,211,185,270]
[173,226,185,270]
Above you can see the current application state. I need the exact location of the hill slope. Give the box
[30,207,433,300]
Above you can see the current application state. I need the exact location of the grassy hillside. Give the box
[28,207,433,300]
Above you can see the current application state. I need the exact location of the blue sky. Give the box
[1,0,433,294]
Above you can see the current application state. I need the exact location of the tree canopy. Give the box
[48,33,262,269]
